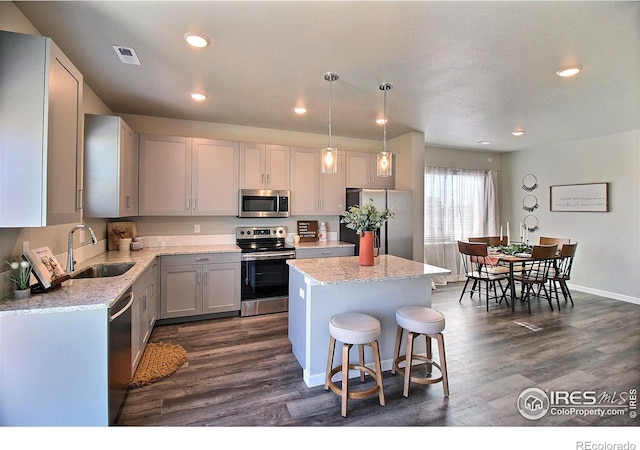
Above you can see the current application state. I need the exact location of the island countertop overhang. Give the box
[287,254,450,286]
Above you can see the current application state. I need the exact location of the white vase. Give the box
[14,288,30,300]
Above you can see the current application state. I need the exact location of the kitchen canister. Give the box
[130,237,144,251]
[319,222,327,242]
[119,238,132,253]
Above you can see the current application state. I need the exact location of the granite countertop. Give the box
[0,244,240,317]
[287,254,450,285]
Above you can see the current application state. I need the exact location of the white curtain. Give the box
[424,167,499,285]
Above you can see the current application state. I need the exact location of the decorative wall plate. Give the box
[522,174,538,191]
[523,215,539,233]
[522,194,539,212]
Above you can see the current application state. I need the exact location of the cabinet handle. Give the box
[319,200,323,210]
[261,173,265,184]
[126,195,130,209]
[186,198,190,210]
[267,173,270,185]
[143,294,147,311]
[196,272,201,285]
[203,272,208,284]
[150,283,154,298]
[196,257,209,262]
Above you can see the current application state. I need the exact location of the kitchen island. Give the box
[287,255,450,388]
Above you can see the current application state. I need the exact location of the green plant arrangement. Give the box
[497,243,532,255]
[340,198,395,233]
[6,259,33,290]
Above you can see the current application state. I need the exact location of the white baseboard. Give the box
[569,283,640,306]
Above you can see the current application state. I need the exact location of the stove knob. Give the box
[277,229,283,234]
[247,230,252,235]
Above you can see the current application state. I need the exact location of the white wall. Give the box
[502,130,640,303]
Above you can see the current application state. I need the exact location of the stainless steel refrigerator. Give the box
[340,188,413,260]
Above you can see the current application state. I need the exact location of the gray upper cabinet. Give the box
[84,114,139,218]
[345,151,395,190]
[138,134,239,216]
[0,31,83,227]
[239,143,290,190]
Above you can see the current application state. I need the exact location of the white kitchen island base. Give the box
[287,255,450,388]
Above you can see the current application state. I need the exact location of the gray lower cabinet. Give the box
[295,246,354,259]
[131,260,159,375]
[160,253,241,319]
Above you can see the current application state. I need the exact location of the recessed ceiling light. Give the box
[556,65,582,77]
[477,141,492,145]
[190,92,207,101]
[512,130,525,136]
[294,106,307,114]
[376,118,387,125]
[184,32,210,48]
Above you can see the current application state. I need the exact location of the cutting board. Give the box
[107,221,138,251]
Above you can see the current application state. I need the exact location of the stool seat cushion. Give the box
[396,306,445,335]
[330,312,381,344]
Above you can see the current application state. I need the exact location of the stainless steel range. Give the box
[236,226,295,317]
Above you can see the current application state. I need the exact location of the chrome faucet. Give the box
[67,224,98,273]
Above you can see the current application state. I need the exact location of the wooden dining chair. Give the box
[469,236,508,246]
[549,243,578,306]
[539,236,570,248]
[457,241,510,311]
[512,244,558,313]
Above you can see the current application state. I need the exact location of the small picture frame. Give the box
[25,246,67,290]
[550,182,609,212]
[297,220,319,242]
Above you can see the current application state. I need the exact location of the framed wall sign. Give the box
[550,182,609,212]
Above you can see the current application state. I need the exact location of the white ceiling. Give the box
[14,1,640,152]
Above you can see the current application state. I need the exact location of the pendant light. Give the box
[322,72,339,174]
[377,83,393,177]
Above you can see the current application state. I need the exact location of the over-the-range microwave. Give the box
[238,189,290,218]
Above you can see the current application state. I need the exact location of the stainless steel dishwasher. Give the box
[109,288,134,425]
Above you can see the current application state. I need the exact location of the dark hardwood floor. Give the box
[116,282,639,427]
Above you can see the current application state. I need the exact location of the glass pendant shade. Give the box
[377,83,393,177]
[321,72,339,174]
[322,146,337,174]
[377,151,392,177]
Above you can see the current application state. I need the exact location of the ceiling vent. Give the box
[112,45,141,65]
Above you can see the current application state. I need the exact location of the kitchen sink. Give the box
[72,262,135,279]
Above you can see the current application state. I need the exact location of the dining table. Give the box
[491,252,531,312]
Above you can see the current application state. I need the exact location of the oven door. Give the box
[241,253,292,301]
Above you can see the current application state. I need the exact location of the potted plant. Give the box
[340,198,394,265]
[6,259,33,299]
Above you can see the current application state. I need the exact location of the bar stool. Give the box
[324,312,386,417]
[392,305,449,398]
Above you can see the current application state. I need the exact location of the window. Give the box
[424,167,499,284]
